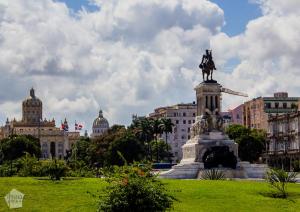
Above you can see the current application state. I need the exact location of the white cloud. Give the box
[1,0,300,133]
[0,0,225,132]
[253,0,300,15]
[208,0,300,110]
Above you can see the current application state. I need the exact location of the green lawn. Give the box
[0,178,299,211]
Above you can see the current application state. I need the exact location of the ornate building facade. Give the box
[0,88,80,159]
[91,110,109,138]
[265,112,300,171]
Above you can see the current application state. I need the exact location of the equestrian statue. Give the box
[199,49,216,81]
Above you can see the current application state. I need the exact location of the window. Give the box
[188,128,190,132]
[283,103,287,108]
[265,103,271,109]
[193,113,196,117]
[236,114,240,119]
[275,102,279,108]
[181,135,185,139]
[183,120,186,124]
[174,113,177,117]
[193,120,195,123]
[176,120,179,124]
[188,135,191,139]
[188,120,191,124]
[183,112,186,117]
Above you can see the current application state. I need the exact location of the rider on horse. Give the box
[199,50,216,81]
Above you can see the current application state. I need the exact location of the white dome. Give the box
[93,110,109,128]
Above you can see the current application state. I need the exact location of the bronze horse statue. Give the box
[199,50,216,81]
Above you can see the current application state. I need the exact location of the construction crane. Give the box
[220,87,248,97]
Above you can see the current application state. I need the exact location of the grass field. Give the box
[0,178,300,211]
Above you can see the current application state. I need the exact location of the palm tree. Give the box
[150,118,163,162]
[135,118,154,160]
[160,118,174,161]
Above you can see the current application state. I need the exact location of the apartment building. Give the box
[149,103,196,162]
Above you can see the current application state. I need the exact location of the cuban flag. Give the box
[61,123,69,132]
[75,122,83,131]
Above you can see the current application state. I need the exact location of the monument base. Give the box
[159,132,268,179]
[159,162,268,179]
[159,162,203,179]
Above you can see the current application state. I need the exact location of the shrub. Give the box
[201,169,225,180]
[98,163,176,212]
[266,168,298,198]
[44,159,69,180]
[0,162,18,177]
[292,160,300,172]
[17,153,43,177]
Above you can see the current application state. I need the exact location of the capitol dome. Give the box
[22,88,43,124]
[92,110,109,138]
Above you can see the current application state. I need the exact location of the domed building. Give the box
[22,88,43,124]
[0,88,80,159]
[91,110,109,138]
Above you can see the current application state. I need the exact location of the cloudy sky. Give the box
[0,0,300,133]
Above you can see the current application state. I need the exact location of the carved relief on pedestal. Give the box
[191,115,209,137]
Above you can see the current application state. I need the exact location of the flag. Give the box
[61,123,69,132]
[75,122,83,130]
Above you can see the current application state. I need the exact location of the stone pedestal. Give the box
[238,161,269,178]
[159,162,203,179]
[181,131,238,164]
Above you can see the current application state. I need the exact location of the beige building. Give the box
[243,92,299,130]
[0,88,80,159]
[265,112,300,171]
[149,103,197,162]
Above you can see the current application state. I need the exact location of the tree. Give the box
[226,124,251,140]
[89,125,127,167]
[133,118,154,160]
[0,135,41,161]
[225,124,266,162]
[160,118,174,162]
[236,134,264,162]
[89,125,147,167]
[105,131,145,166]
[150,140,172,162]
[150,119,163,162]
[69,137,91,167]
[0,135,41,176]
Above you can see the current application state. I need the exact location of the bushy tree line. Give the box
[226,124,266,163]
[0,117,175,178]
[71,117,174,169]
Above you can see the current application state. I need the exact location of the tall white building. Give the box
[149,103,197,162]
